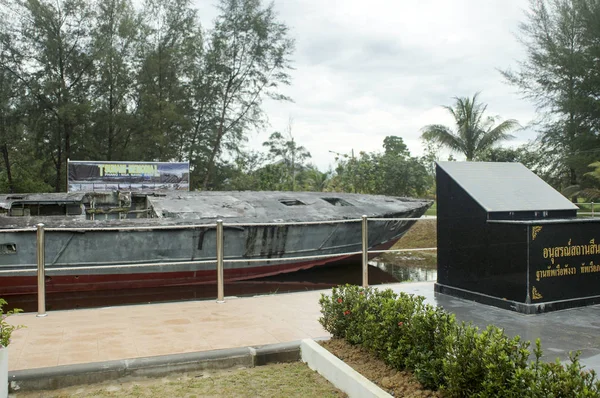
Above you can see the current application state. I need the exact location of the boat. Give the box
[0,191,432,295]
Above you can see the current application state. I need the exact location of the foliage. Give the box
[502,0,600,198]
[197,0,295,189]
[441,324,530,397]
[521,340,600,397]
[213,151,266,190]
[263,121,311,191]
[0,0,294,192]
[300,166,332,192]
[474,144,556,183]
[318,285,372,339]
[420,136,444,177]
[89,0,139,162]
[212,152,330,192]
[132,0,197,163]
[319,284,600,397]
[562,160,600,201]
[1,0,97,191]
[580,162,600,200]
[420,93,520,161]
[0,298,23,348]
[404,303,456,389]
[331,136,431,197]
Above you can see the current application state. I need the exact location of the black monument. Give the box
[435,161,600,313]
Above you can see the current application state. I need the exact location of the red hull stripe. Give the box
[0,241,398,295]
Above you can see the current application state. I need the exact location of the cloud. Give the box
[195,0,538,170]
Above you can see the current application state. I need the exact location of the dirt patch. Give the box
[320,338,442,398]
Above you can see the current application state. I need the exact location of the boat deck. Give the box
[7,281,600,374]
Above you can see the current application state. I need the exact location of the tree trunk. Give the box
[1,144,13,193]
[64,120,73,192]
[55,143,62,193]
[202,120,225,190]
[570,167,578,203]
[108,80,114,161]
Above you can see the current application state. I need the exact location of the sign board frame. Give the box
[67,160,190,192]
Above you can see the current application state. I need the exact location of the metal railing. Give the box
[216,220,224,303]
[19,215,436,316]
[577,202,597,217]
[36,224,46,317]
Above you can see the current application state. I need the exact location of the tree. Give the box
[502,0,600,198]
[1,0,96,191]
[0,23,21,193]
[420,93,520,161]
[378,152,430,197]
[199,0,294,189]
[132,0,199,162]
[561,161,600,200]
[262,120,311,191]
[301,166,331,192]
[0,0,295,192]
[209,150,266,190]
[474,144,540,167]
[332,136,429,197]
[88,0,139,161]
[383,135,410,157]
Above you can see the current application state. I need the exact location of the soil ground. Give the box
[321,339,442,398]
[338,219,443,396]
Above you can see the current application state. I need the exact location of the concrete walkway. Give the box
[6,281,600,374]
[7,289,329,371]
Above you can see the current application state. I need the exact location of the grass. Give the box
[13,363,346,398]
[394,219,437,250]
[376,219,437,269]
[424,201,437,216]
[575,200,600,217]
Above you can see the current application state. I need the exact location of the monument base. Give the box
[435,283,600,314]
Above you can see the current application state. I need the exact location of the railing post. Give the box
[36,223,47,317]
[592,202,595,217]
[216,219,225,303]
[361,215,368,288]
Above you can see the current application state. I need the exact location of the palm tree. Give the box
[563,161,600,202]
[304,167,332,192]
[420,93,520,161]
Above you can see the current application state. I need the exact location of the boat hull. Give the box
[0,239,400,295]
[0,191,431,295]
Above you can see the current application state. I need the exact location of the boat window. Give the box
[322,198,353,207]
[9,202,83,216]
[279,199,306,206]
[0,243,16,255]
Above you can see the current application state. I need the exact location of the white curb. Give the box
[300,339,392,398]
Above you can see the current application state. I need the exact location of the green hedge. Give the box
[319,285,600,397]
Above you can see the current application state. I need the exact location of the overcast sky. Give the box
[194,0,538,171]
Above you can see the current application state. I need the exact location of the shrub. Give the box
[318,285,600,397]
[404,303,456,389]
[351,289,398,353]
[442,324,530,397]
[318,284,374,340]
[0,298,23,348]
[519,339,600,398]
